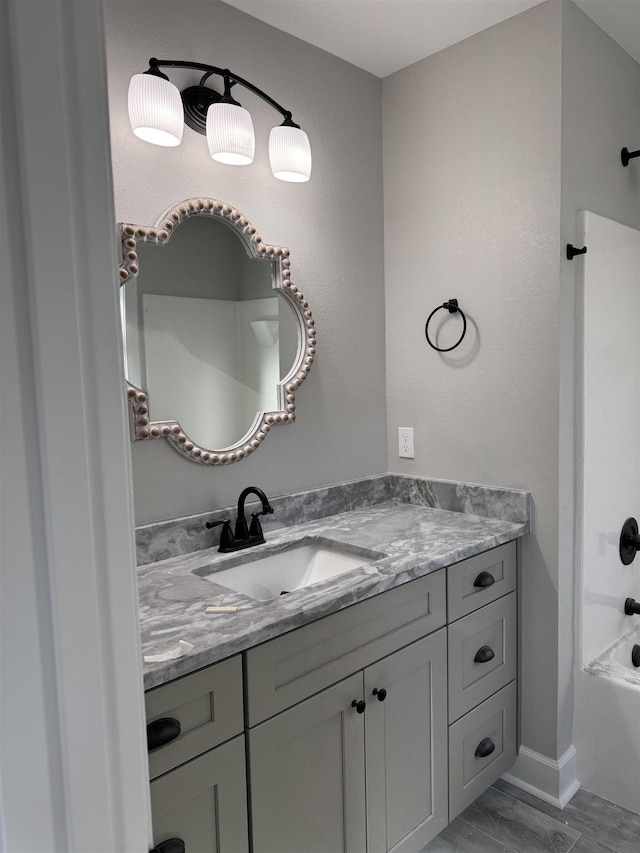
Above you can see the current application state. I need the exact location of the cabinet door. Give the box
[249,672,366,853]
[150,735,249,853]
[364,629,448,853]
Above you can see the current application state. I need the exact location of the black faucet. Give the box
[206,486,274,553]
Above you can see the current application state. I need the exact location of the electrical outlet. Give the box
[398,427,415,459]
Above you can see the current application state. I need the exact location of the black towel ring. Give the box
[425,299,467,352]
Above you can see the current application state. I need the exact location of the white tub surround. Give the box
[580,212,640,668]
[575,212,640,814]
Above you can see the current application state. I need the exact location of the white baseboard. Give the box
[502,745,580,809]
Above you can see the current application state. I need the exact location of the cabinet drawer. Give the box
[150,734,249,853]
[448,680,516,821]
[448,592,516,722]
[245,570,446,725]
[447,542,516,622]
[145,655,243,779]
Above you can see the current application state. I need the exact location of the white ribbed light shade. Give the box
[128,74,183,147]
[206,102,255,165]
[269,125,311,182]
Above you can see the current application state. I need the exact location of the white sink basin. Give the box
[193,537,386,601]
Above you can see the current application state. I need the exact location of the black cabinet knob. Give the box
[147,717,181,751]
[372,688,387,702]
[474,571,495,588]
[150,839,186,853]
[632,644,640,668]
[474,646,495,664]
[351,699,366,714]
[475,737,496,759]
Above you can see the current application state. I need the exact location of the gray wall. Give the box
[382,0,563,761]
[559,0,640,756]
[382,0,640,772]
[104,0,387,524]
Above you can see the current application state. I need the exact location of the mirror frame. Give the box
[118,197,316,465]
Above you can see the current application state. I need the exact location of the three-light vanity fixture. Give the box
[128,58,312,182]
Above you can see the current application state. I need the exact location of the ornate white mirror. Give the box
[118,198,315,464]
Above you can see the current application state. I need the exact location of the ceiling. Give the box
[221,0,640,78]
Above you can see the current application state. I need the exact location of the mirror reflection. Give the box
[120,215,299,450]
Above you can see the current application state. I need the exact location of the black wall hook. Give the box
[425,298,467,352]
[566,244,587,260]
[621,147,640,167]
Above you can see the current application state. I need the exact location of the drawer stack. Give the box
[446,542,518,820]
[145,655,249,853]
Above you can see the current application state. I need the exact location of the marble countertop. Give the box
[139,500,528,690]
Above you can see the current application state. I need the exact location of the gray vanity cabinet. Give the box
[144,540,518,853]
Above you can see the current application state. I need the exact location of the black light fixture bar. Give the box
[621,147,640,167]
[146,57,299,131]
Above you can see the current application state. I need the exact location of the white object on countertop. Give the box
[143,639,194,663]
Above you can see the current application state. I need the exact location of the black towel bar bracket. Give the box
[621,147,640,167]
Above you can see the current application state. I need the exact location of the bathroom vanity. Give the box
[139,488,525,853]
[118,190,530,853]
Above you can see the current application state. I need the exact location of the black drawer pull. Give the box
[147,717,181,751]
[150,839,186,853]
[474,571,495,588]
[475,737,496,759]
[474,645,495,664]
[372,688,387,702]
[351,699,366,714]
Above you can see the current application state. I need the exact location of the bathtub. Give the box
[574,624,640,814]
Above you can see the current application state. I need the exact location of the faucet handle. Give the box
[206,519,235,551]
[249,512,265,538]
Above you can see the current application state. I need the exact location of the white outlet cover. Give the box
[398,427,414,459]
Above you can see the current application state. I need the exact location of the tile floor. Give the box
[422,779,640,853]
